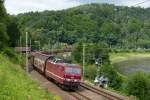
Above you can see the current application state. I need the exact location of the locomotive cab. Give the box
[63,64,81,88]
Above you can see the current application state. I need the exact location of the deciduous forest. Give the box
[17,4,150,49]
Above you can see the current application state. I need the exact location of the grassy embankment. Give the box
[0,54,60,100]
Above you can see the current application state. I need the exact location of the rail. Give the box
[80,82,125,100]
[69,91,92,100]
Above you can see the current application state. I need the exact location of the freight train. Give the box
[31,52,82,89]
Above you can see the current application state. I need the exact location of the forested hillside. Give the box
[17,3,150,49]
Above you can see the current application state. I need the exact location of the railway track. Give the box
[80,82,125,100]
[69,82,125,100]
[31,69,126,100]
[69,91,92,100]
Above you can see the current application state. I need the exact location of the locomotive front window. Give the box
[55,59,64,63]
[65,68,81,74]
[53,58,64,63]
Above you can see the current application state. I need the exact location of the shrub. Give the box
[127,72,150,100]
[2,47,25,65]
[100,65,124,89]
[2,47,16,58]
[85,65,97,80]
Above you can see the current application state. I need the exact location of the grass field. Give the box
[0,54,60,100]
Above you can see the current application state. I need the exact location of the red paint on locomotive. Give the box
[31,52,82,89]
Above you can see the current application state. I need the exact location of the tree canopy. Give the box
[0,1,20,49]
[17,4,150,49]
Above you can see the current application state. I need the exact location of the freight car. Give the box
[31,52,82,89]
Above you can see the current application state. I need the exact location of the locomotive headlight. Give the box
[66,79,71,81]
[74,79,78,82]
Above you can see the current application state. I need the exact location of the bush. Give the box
[2,47,25,65]
[100,65,124,89]
[127,72,150,100]
[2,47,16,58]
[85,65,97,80]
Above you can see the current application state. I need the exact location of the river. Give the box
[113,57,150,75]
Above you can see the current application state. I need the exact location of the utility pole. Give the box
[30,39,31,53]
[82,43,85,80]
[20,36,22,55]
[49,39,51,53]
[26,32,29,73]
[39,41,40,51]
[95,59,99,77]
[51,40,54,55]
[34,41,40,51]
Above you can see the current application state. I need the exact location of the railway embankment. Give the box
[0,54,59,100]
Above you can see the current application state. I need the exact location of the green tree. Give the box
[127,19,143,48]
[0,23,9,48]
[72,42,109,65]
[100,65,123,89]
[127,72,150,100]
[100,21,120,48]
[0,0,9,49]
[0,0,7,23]
[7,17,21,47]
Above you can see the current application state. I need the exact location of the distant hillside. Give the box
[17,3,150,49]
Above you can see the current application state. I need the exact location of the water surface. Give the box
[113,58,150,75]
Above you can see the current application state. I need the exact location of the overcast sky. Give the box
[5,0,150,15]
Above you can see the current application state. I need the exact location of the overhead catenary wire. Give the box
[133,0,150,6]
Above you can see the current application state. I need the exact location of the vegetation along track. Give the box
[80,82,125,100]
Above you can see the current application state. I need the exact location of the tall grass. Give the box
[0,54,60,100]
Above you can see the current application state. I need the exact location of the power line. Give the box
[133,0,150,6]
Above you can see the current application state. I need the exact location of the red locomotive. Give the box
[31,52,82,89]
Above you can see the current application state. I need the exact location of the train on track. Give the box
[31,52,82,89]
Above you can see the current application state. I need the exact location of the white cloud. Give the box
[5,0,81,14]
[4,0,150,15]
[119,0,150,8]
